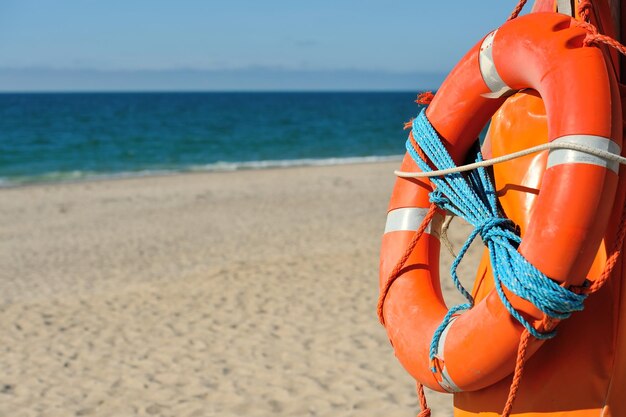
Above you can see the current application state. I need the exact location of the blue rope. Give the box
[407,109,587,370]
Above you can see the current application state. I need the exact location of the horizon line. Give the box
[0,89,438,94]
[0,66,447,74]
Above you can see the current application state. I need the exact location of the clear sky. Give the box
[0,1,522,91]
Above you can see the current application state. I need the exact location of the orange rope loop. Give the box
[584,31,626,56]
[507,0,528,20]
[377,203,438,325]
[574,0,626,56]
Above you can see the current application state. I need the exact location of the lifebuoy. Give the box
[379,12,622,393]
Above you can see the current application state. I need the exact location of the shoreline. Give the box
[0,155,404,190]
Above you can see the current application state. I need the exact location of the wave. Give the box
[0,155,403,187]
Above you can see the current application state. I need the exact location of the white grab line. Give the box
[395,142,626,178]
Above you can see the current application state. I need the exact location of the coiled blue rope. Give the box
[407,109,587,370]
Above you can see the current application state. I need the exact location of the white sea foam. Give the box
[0,155,403,187]
[187,155,403,171]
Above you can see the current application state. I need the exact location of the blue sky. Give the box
[0,1,521,90]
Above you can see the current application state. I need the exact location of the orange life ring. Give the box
[379,12,622,393]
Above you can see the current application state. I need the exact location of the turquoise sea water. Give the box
[0,92,431,186]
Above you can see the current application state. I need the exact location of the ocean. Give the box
[0,92,430,186]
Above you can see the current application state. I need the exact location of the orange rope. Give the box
[416,91,435,105]
[416,383,432,417]
[576,0,626,55]
[579,0,593,21]
[404,92,436,129]
[500,329,531,417]
[377,203,438,325]
[586,200,626,295]
[507,0,528,20]
[584,30,626,55]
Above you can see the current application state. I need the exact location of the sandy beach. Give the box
[0,162,482,417]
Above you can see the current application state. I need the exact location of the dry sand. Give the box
[0,162,482,417]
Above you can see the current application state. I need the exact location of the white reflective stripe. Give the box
[384,208,443,238]
[478,30,511,95]
[440,367,463,393]
[547,135,621,173]
[434,316,456,361]
[433,316,463,393]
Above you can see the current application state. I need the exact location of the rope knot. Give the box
[428,190,450,207]
[571,4,626,55]
[417,408,431,417]
[577,0,592,21]
[475,216,515,243]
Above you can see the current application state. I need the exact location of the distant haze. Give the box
[0,0,517,91]
[0,68,446,92]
